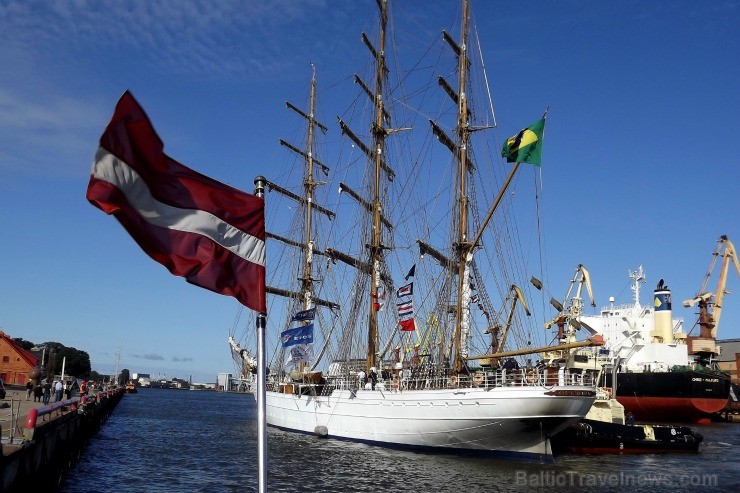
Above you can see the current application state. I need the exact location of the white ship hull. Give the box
[263,385,595,460]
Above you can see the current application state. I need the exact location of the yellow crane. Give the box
[683,235,740,353]
[545,264,596,341]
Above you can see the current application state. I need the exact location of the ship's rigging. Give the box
[226,0,598,461]
[230,0,567,380]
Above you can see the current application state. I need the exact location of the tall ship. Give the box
[550,236,738,423]
[230,0,597,461]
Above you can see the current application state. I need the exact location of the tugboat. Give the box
[124,381,138,394]
[552,384,703,454]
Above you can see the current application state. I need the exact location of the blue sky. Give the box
[1,0,739,382]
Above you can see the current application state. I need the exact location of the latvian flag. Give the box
[86,91,266,313]
[397,300,414,318]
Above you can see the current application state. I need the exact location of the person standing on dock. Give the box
[26,379,33,400]
[54,380,63,402]
[42,381,51,404]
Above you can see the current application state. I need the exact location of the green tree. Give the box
[41,342,92,377]
[120,368,130,385]
[88,370,103,382]
[12,338,35,351]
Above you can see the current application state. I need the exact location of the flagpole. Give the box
[469,161,521,251]
[254,176,268,493]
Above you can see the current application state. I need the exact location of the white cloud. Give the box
[1,0,339,80]
[0,87,104,179]
[0,0,351,182]
[142,353,165,361]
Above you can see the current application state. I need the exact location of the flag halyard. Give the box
[396,277,415,331]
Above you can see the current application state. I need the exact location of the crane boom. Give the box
[712,236,740,337]
[545,264,595,330]
[683,235,740,339]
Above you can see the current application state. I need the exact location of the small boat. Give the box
[125,381,138,394]
[552,388,703,454]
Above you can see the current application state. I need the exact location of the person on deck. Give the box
[369,367,378,391]
[357,369,366,389]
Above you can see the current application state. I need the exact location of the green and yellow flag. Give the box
[501,118,546,167]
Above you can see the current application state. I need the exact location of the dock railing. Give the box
[24,387,123,432]
[1,398,23,445]
[24,397,81,431]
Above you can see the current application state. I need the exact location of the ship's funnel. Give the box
[652,280,674,343]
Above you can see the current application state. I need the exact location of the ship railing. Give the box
[269,368,595,394]
[414,369,595,390]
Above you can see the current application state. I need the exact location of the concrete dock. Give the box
[1,387,71,445]
[1,385,124,492]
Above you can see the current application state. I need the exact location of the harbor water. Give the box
[59,389,740,492]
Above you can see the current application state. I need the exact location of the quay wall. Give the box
[0,388,124,492]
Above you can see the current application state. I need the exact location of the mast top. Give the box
[629,266,646,308]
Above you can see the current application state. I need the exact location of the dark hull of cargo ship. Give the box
[604,370,731,423]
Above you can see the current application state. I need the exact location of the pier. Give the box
[0,386,124,492]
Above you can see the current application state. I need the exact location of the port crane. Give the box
[683,235,740,355]
[545,264,597,341]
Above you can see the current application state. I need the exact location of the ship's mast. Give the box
[367,0,388,370]
[442,0,531,371]
[329,0,403,369]
[629,266,646,309]
[301,65,319,311]
[266,68,338,316]
[452,0,471,372]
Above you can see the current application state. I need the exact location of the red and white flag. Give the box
[86,91,266,313]
[397,282,413,297]
[397,300,413,318]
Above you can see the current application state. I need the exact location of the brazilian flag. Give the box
[501,118,546,166]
